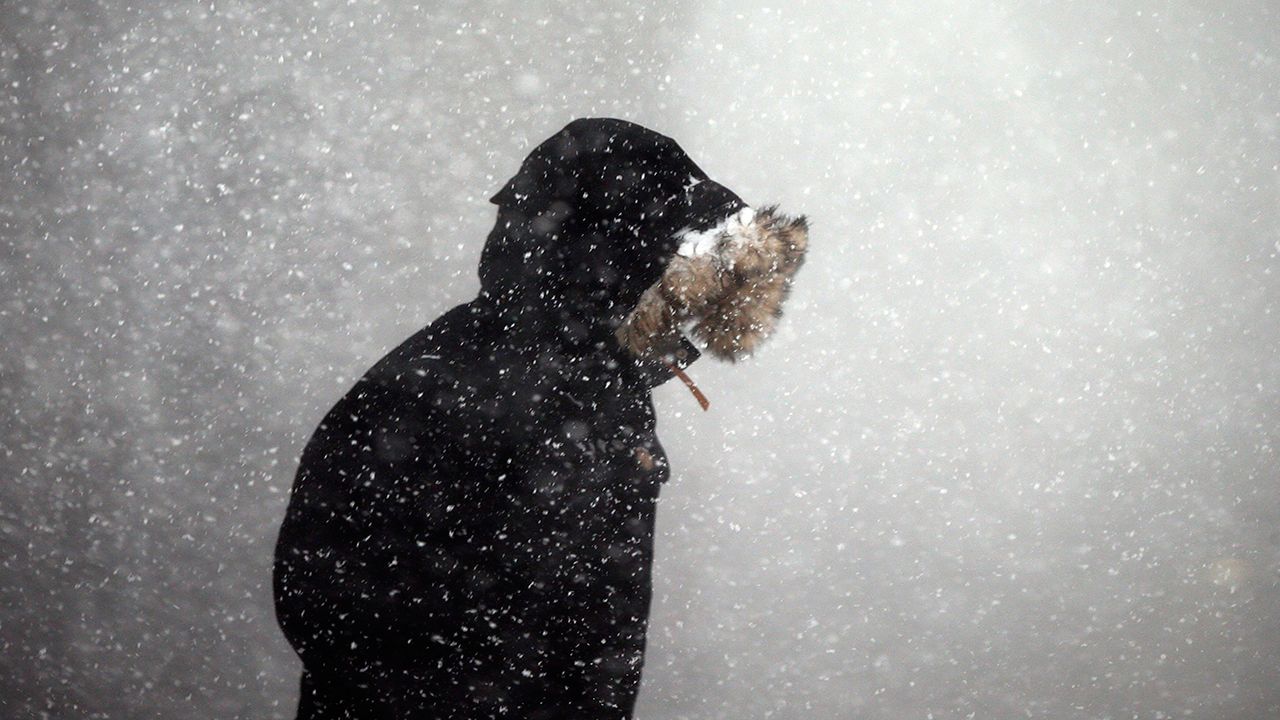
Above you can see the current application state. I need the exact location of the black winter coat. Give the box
[273,118,806,719]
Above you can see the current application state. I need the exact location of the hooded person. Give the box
[273,118,808,719]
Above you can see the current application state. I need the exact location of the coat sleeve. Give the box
[272,373,518,670]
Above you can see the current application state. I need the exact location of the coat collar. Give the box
[625,334,702,391]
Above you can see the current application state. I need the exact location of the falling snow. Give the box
[2,1,1279,719]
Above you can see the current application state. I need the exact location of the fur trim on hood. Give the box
[617,205,809,362]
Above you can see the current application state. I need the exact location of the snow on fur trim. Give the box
[617,205,808,361]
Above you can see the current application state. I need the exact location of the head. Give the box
[481,118,808,362]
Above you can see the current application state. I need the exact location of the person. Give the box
[273,118,808,719]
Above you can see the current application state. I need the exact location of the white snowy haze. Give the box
[3,1,1278,718]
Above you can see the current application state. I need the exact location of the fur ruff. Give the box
[617,205,809,362]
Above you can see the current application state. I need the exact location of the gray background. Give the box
[2,1,1278,718]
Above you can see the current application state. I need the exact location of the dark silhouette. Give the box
[273,118,807,718]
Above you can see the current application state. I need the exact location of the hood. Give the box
[481,118,808,363]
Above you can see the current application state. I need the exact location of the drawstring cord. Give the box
[664,362,710,411]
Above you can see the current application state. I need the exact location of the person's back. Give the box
[273,118,808,718]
